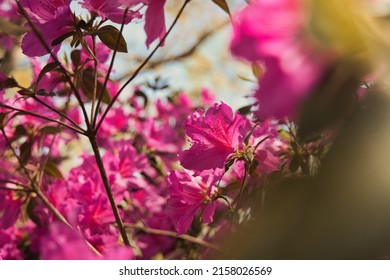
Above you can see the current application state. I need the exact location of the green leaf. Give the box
[44,161,64,179]
[20,140,33,164]
[0,77,18,90]
[12,124,28,141]
[0,17,28,35]
[97,25,128,53]
[17,89,33,96]
[0,112,7,129]
[35,89,56,97]
[249,159,259,178]
[237,104,252,116]
[71,50,81,68]
[279,129,292,142]
[211,0,230,15]
[36,62,60,86]
[220,181,241,194]
[80,68,111,104]
[52,31,76,46]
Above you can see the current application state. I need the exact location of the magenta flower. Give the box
[231,0,304,61]
[20,0,74,57]
[167,170,219,235]
[255,55,323,119]
[180,102,250,171]
[120,0,167,46]
[81,0,141,24]
[230,0,325,119]
[144,0,167,48]
[39,222,134,260]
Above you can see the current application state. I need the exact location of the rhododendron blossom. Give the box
[20,0,74,57]
[144,0,167,47]
[231,0,326,119]
[180,102,250,171]
[168,170,219,235]
[80,0,140,24]
[38,222,134,259]
[0,0,345,261]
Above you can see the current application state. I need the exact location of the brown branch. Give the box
[125,223,220,251]
[92,8,129,127]
[0,103,86,135]
[88,135,131,246]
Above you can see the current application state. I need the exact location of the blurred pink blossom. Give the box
[231,0,325,119]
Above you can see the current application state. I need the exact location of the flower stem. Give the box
[88,135,130,246]
[232,164,248,225]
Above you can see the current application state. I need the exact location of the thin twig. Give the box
[92,8,129,128]
[32,96,84,132]
[232,164,248,224]
[125,223,220,251]
[90,35,99,125]
[0,103,86,135]
[88,135,131,246]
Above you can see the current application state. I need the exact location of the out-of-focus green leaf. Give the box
[20,140,33,164]
[36,62,60,86]
[0,18,28,35]
[71,50,81,68]
[238,104,252,116]
[44,161,64,179]
[80,68,111,104]
[0,112,7,129]
[0,77,18,90]
[249,159,259,178]
[39,126,62,135]
[221,181,241,194]
[52,31,76,46]
[17,89,33,96]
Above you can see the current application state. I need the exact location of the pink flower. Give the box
[144,0,167,48]
[167,170,219,234]
[0,191,22,229]
[180,102,250,171]
[201,88,216,106]
[231,0,305,61]
[39,222,134,259]
[81,0,141,24]
[20,0,74,56]
[254,51,324,119]
[0,227,23,260]
[230,0,325,119]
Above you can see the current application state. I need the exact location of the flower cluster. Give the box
[0,0,344,260]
